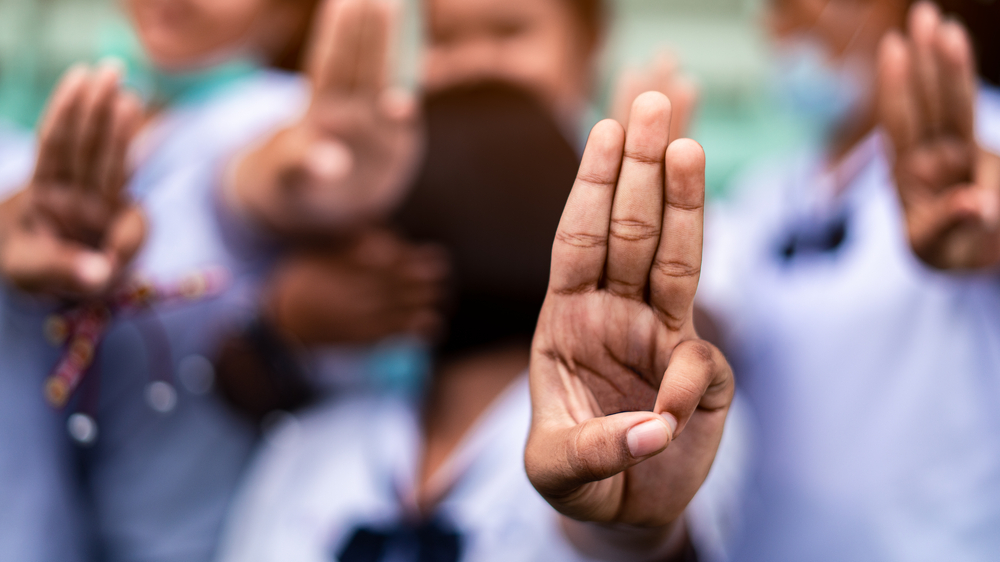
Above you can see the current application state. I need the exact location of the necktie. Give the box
[337,518,462,562]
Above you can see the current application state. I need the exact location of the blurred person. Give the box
[0,0,422,561]
[423,0,697,144]
[85,0,426,560]
[695,0,1000,559]
[213,229,449,421]
[0,66,140,562]
[217,84,742,562]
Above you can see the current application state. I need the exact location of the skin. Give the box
[266,230,448,345]
[525,92,733,557]
[0,64,144,298]
[610,52,699,146]
[423,0,598,126]
[878,2,1000,270]
[230,0,420,237]
[124,0,268,70]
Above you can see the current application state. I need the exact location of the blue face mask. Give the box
[770,36,867,136]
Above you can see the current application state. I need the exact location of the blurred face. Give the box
[765,0,907,66]
[124,0,270,70]
[423,0,598,122]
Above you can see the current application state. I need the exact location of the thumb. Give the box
[526,411,675,498]
[103,204,146,273]
[2,235,113,297]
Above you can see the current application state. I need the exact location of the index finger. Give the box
[549,119,624,294]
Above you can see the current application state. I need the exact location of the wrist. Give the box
[561,516,690,562]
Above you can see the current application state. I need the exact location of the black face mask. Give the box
[396,81,580,356]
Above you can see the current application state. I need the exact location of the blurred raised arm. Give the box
[878,1,1000,270]
[229,0,420,238]
[0,63,144,298]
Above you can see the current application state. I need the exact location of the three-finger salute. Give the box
[878,2,1000,270]
[232,0,420,236]
[0,62,144,298]
[525,91,733,558]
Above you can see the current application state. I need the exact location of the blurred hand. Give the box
[0,63,144,298]
[878,2,1000,270]
[525,92,733,550]
[610,52,699,143]
[234,0,420,235]
[266,230,448,345]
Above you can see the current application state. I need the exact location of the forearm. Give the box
[561,516,693,562]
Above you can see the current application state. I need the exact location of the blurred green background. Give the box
[0,0,818,195]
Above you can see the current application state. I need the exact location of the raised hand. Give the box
[233,0,420,235]
[525,92,733,551]
[0,63,144,298]
[610,52,699,143]
[878,2,1000,270]
[266,230,448,345]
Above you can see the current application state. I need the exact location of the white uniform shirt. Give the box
[700,86,1000,561]
[0,124,95,562]
[76,70,307,562]
[217,374,749,562]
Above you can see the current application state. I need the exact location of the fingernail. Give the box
[77,254,111,289]
[627,419,670,458]
[662,413,679,437]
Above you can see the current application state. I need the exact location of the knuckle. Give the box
[623,146,665,166]
[567,425,622,483]
[609,218,659,242]
[666,199,704,213]
[555,229,605,250]
[651,258,700,279]
[576,171,616,190]
[685,339,718,365]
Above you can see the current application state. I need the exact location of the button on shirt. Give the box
[699,86,1000,561]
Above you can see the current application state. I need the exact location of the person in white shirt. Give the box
[697,1,1000,559]
[0,0,425,559]
[217,78,741,561]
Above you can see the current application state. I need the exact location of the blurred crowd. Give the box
[0,0,998,561]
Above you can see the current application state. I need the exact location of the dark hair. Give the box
[563,0,608,48]
[937,0,999,86]
[268,0,323,72]
[396,81,580,356]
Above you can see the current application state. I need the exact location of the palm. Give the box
[285,0,418,227]
[540,293,686,416]
[526,93,733,532]
[879,3,1000,269]
[0,63,143,297]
